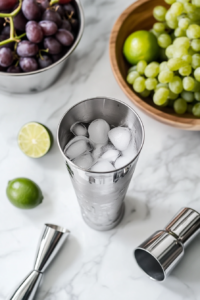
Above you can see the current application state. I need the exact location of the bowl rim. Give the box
[109,0,200,130]
[0,0,84,77]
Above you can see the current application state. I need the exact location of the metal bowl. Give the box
[0,0,84,94]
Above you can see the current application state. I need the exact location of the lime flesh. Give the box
[6,178,43,209]
[123,30,159,65]
[18,122,52,158]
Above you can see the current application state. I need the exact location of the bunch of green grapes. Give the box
[126,0,200,117]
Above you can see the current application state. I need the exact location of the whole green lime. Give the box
[123,30,159,65]
[6,178,43,209]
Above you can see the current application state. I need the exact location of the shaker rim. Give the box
[57,96,145,174]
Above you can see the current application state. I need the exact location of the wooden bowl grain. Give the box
[109,0,200,130]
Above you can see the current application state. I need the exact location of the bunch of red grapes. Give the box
[0,0,79,73]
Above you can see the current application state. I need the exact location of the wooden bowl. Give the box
[109,0,200,130]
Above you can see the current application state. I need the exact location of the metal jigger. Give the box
[9,224,70,300]
[134,207,200,281]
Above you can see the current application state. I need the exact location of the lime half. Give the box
[18,122,53,158]
[6,178,43,209]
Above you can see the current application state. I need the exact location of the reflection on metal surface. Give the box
[134,207,200,281]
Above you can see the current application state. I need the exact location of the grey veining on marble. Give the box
[1,0,200,299]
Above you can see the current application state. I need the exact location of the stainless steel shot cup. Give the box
[134,207,200,281]
[57,97,145,231]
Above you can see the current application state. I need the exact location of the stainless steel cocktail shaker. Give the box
[57,97,145,231]
[9,224,70,300]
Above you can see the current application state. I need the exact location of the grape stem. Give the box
[50,0,59,6]
[0,0,26,47]
[39,49,49,60]
[0,0,22,18]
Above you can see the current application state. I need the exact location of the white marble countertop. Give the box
[1,0,200,299]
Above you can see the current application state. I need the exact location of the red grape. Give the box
[51,51,64,62]
[53,4,65,18]
[38,55,52,68]
[37,0,49,11]
[43,37,62,54]
[63,4,75,16]
[26,21,43,43]
[55,29,74,46]
[39,20,58,36]
[0,48,13,67]
[17,40,39,57]
[0,0,18,11]
[42,10,62,27]
[61,19,71,31]
[14,11,28,32]
[19,57,38,72]
[22,0,41,21]
[7,65,21,73]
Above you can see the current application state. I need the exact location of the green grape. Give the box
[167,58,183,71]
[153,22,165,33]
[153,6,167,22]
[166,45,174,58]
[184,3,196,14]
[145,78,158,90]
[171,2,184,16]
[194,92,200,100]
[128,65,137,73]
[158,70,174,83]
[160,61,169,71]
[182,54,192,64]
[178,18,190,30]
[137,60,147,75]
[170,32,176,41]
[191,39,200,52]
[127,71,139,84]
[158,34,172,48]
[173,98,187,114]
[173,47,188,58]
[168,90,179,100]
[145,62,160,78]
[150,29,161,38]
[161,100,169,107]
[173,37,190,49]
[140,89,151,98]
[183,76,195,91]
[192,102,200,116]
[187,104,194,113]
[193,79,200,92]
[156,83,168,90]
[174,28,186,37]
[181,91,194,102]
[192,0,200,7]
[192,54,200,69]
[179,64,192,76]
[133,76,146,93]
[186,24,200,39]
[153,87,169,105]
[165,0,176,4]
[169,76,183,94]
[194,67,200,81]
[167,19,178,29]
